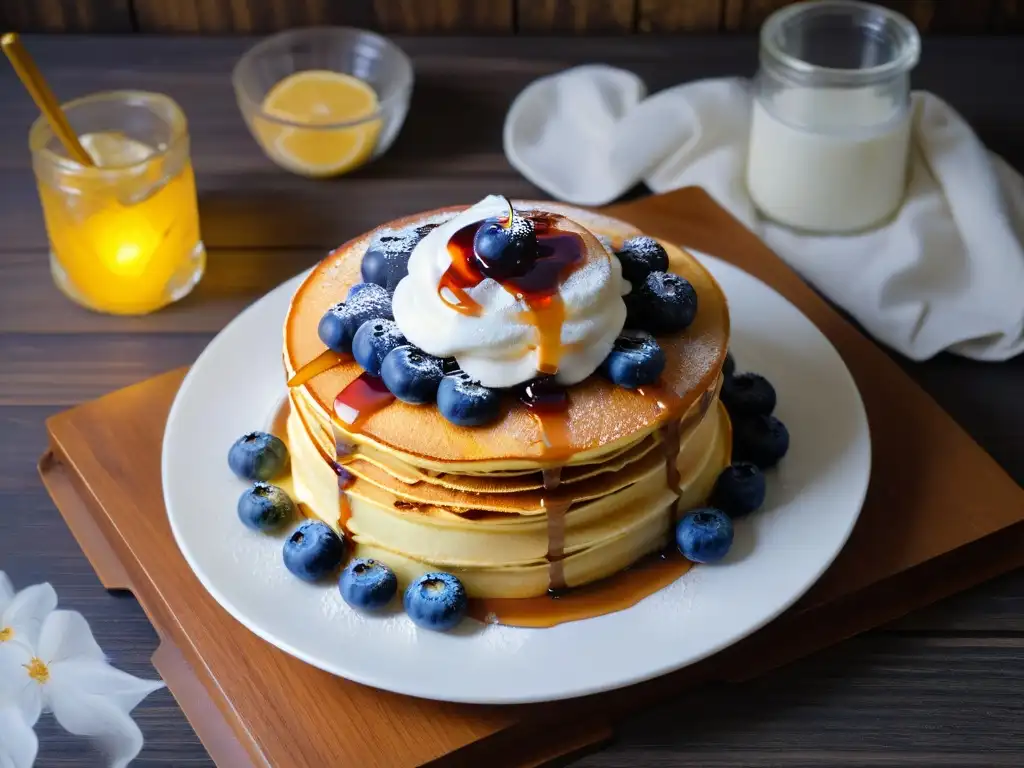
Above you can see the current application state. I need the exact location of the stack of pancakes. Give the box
[283,203,731,599]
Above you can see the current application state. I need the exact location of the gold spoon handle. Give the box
[2,32,94,167]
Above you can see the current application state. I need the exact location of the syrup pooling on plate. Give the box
[469,550,694,628]
[438,211,586,376]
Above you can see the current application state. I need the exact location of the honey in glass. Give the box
[30,91,205,315]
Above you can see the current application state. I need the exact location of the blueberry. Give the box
[361,226,434,292]
[237,482,295,531]
[317,282,393,354]
[599,330,666,389]
[381,345,445,404]
[733,415,790,469]
[723,351,736,379]
[228,431,288,481]
[710,463,766,518]
[615,236,669,287]
[437,372,502,426]
[721,373,776,417]
[351,318,407,376]
[676,508,734,564]
[627,271,698,334]
[403,572,468,631]
[283,520,347,582]
[473,206,537,280]
[339,558,398,611]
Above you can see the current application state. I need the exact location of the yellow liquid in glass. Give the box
[40,132,203,315]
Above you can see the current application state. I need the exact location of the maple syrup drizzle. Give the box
[543,498,571,592]
[637,381,688,520]
[327,373,396,533]
[520,377,575,461]
[333,372,396,431]
[539,467,568,591]
[637,381,719,521]
[542,467,563,491]
[287,349,347,388]
[437,212,585,376]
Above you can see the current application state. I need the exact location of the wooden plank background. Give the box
[1,0,1022,34]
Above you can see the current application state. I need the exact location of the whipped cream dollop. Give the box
[392,196,629,388]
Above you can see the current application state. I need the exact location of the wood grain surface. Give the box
[3,0,1023,33]
[1,34,1023,768]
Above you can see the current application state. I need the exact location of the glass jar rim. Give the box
[29,90,189,177]
[760,0,921,87]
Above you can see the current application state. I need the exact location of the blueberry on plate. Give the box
[437,372,502,426]
[733,414,790,469]
[283,520,347,582]
[721,372,776,417]
[381,345,445,404]
[473,200,537,280]
[615,235,669,287]
[404,572,468,631]
[339,558,398,611]
[676,508,734,564]
[627,271,698,333]
[710,462,766,518]
[317,282,393,354]
[237,482,295,531]
[723,351,736,379]
[352,318,408,376]
[228,431,288,481]
[361,226,432,292]
[599,330,666,389]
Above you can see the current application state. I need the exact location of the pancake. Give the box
[284,202,730,472]
[281,200,732,599]
[288,396,732,598]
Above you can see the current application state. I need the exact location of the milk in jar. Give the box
[745,1,921,234]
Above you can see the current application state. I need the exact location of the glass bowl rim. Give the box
[231,26,414,130]
[29,89,189,178]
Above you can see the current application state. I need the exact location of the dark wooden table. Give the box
[1,34,1023,767]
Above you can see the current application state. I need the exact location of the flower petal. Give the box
[0,644,43,725]
[48,678,149,768]
[2,583,57,651]
[0,573,14,614]
[50,658,164,713]
[37,610,104,665]
[0,705,38,768]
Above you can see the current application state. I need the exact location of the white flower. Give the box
[0,705,37,768]
[0,573,164,768]
[0,573,57,654]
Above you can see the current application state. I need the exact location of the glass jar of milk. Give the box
[747,0,921,233]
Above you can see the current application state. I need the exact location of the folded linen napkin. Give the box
[503,65,1024,362]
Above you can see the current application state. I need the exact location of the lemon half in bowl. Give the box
[253,70,383,178]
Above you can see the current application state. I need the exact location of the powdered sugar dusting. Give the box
[477,622,528,654]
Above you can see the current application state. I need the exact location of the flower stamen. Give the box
[24,657,50,684]
[0,626,12,642]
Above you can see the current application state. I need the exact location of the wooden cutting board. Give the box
[39,188,1024,767]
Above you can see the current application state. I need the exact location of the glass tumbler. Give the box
[30,91,205,315]
[746,0,921,233]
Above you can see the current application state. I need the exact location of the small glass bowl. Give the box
[232,27,413,178]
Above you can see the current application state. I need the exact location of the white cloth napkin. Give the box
[504,65,1024,362]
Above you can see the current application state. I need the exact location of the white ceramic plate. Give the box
[163,255,870,705]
